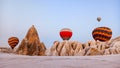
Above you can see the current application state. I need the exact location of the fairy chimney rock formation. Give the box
[16,25,46,56]
[47,36,120,56]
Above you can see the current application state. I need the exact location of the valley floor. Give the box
[0,53,120,68]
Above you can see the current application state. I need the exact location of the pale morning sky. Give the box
[0,0,120,48]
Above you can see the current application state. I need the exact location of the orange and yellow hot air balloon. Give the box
[8,37,19,49]
[92,27,112,42]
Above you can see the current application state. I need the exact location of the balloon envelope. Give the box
[97,17,101,22]
[60,28,72,40]
[92,27,112,42]
[8,37,19,49]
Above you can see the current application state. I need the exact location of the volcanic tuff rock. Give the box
[47,36,120,56]
[0,47,13,53]
[16,25,46,56]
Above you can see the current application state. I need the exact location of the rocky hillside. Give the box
[46,36,120,56]
[0,47,13,53]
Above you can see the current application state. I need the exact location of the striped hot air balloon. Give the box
[8,37,19,49]
[92,27,112,42]
[60,28,72,40]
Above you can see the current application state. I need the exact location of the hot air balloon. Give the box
[59,28,72,40]
[92,27,112,42]
[97,17,101,22]
[8,37,19,49]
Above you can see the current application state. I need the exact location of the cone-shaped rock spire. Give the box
[16,25,46,56]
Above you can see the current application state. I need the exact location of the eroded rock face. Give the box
[47,36,120,56]
[103,38,120,55]
[16,25,46,56]
[0,47,13,53]
[48,41,84,56]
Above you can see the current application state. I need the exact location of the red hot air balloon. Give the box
[60,28,72,40]
[92,27,112,42]
[8,37,19,49]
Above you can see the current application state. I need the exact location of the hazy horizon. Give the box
[0,0,120,48]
